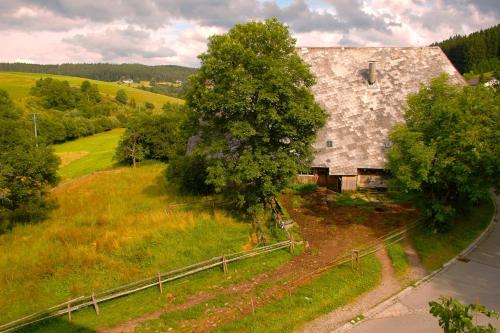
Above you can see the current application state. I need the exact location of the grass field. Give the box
[54,128,124,180]
[411,197,495,272]
[0,162,291,328]
[0,72,183,108]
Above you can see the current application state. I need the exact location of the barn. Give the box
[297,47,465,192]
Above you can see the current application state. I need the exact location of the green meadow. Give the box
[0,128,292,330]
[54,128,124,180]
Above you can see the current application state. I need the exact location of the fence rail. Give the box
[0,220,419,333]
[0,239,296,333]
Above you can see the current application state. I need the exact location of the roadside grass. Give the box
[54,128,124,180]
[386,241,409,277]
[0,72,183,108]
[0,162,290,327]
[410,197,495,272]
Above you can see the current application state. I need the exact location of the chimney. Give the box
[368,61,376,85]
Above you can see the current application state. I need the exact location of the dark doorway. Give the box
[315,168,329,186]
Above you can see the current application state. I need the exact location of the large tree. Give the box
[387,74,500,229]
[0,90,59,232]
[186,18,326,215]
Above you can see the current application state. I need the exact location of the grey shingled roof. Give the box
[298,47,465,175]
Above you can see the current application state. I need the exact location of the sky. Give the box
[1,0,499,68]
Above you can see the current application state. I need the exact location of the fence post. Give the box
[289,235,295,254]
[351,250,360,270]
[67,301,72,322]
[158,272,163,294]
[222,255,228,274]
[91,292,100,315]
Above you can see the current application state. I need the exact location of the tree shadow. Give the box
[17,316,95,333]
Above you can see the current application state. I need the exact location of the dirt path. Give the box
[297,237,427,333]
[297,247,401,333]
[100,189,417,333]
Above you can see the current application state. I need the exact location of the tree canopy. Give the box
[387,74,500,229]
[185,18,326,215]
[115,110,184,167]
[0,63,196,83]
[0,90,59,232]
[433,23,500,74]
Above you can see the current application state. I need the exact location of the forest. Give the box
[433,23,500,74]
[0,62,197,83]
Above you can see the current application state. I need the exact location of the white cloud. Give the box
[0,0,498,66]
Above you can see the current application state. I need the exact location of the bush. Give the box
[115,89,128,104]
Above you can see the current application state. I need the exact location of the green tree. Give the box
[80,80,101,103]
[0,90,59,232]
[387,74,500,230]
[115,130,146,167]
[30,77,79,110]
[115,112,182,166]
[185,18,326,215]
[115,89,128,105]
[429,297,499,333]
[144,101,155,110]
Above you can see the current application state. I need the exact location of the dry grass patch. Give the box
[55,151,89,167]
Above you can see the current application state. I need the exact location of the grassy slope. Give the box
[0,162,292,327]
[411,197,495,272]
[0,72,183,108]
[54,128,124,180]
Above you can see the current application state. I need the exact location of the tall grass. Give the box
[0,163,279,324]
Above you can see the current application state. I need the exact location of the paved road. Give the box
[347,195,500,333]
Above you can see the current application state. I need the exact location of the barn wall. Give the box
[357,175,387,189]
[296,175,319,184]
[341,176,357,192]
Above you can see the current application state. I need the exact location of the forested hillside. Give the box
[432,24,500,74]
[0,63,197,83]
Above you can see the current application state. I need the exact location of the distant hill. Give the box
[0,71,182,108]
[432,24,500,74]
[0,63,198,83]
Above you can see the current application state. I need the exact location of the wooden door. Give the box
[316,168,329,186]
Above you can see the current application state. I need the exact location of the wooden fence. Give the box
[0,221,419,333]
[0,240,295,333]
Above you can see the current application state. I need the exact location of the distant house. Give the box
[297,47,465,192]
[121,79,134,84]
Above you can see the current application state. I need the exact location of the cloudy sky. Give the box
[1,0,499,67]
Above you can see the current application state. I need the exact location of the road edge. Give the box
[333,192,498,333]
